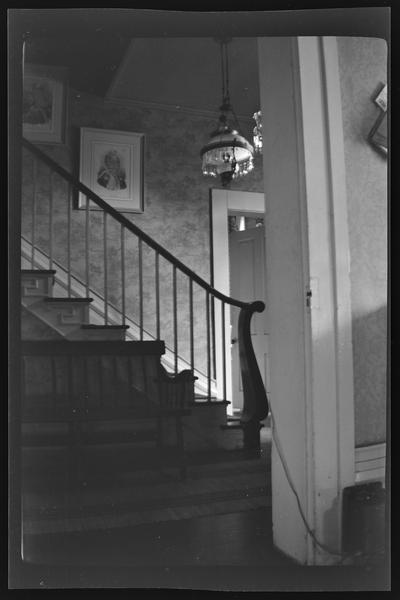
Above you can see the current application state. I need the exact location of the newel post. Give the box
[238,301,269,457]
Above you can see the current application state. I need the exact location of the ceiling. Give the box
[25,34,260,118]
[107,38,260,117]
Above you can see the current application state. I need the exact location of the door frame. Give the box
[211,189,265,415]
[258,36,355,564]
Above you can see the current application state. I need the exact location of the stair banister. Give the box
[22,137,269,455]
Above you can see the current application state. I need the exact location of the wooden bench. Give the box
[21,340,196,482]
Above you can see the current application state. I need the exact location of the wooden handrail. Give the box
[22,137,248,309]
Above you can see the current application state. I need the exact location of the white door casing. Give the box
[258,36,355,565]
[211,190,265,415]
[229,225,269,412]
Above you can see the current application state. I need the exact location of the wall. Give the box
[21,87,264,374]
[337,37,388,446]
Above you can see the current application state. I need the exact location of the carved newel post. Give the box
[238,301,269,457]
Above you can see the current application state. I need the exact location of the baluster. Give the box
[139,239,143,340]
[120,225,126,327]
[85,195,90,299]
[51,356,57,408]
[103,212,108,324]
[31,157,37,268]
[67,181,72,297]
[97,356,104,407]
[189,278,194,374]
[155,252,160,339]
[206,290,211,400]
[211,295,216,380]
[173,265,178,374]
[49,170,54,270]
[221,301,227,401]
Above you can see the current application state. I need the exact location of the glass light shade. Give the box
[201,129,254,185]
[253,110,263,153]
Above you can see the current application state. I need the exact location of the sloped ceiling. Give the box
[25,34,260,117]
[107,37,260,117]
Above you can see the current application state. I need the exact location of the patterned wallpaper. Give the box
[337,37,388,446]
[21,90,264,374]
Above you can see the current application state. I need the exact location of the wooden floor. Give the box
[18,508,388,590]
[14,428,389,590]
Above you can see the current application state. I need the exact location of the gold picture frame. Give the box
[78,127,144,213]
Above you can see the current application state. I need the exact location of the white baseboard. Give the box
[355,442,386,486]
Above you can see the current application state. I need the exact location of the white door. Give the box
[229,225,269,413]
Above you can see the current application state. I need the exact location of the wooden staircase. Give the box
[20,137,269,489]
[20,267,248,487]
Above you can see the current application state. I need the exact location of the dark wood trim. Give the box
[238,302,269,456]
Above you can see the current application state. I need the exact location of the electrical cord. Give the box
[269,407,346,560]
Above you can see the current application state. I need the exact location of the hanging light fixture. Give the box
[200,39,254,187]
[253,110,263,154]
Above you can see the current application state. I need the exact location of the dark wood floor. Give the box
[17,507,389,591]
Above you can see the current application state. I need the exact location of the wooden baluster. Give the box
[51,356,57,408]
[139,238,143,340]
[221,301,227,402]
[238,301,269,457]
[85,195,90,299]
[211,295,216,380]
[103,212,108,324]
[155,252,160,340]
[121,225,126,327]
[67,181,72,297]
[49,170,54,270]
[173,265,178,374]
[189,278,194,374]
[206,290,211,400]
[31,157,37,268]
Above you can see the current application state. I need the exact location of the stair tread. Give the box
[81,324,129,330]
[21,269,56,275]
[44,297,93,303]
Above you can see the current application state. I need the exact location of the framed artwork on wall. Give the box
[78,127,144,212]
[23,64,68,144]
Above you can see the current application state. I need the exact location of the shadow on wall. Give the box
[352,305,387,447]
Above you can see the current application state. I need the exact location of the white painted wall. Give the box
[258,36,355,565]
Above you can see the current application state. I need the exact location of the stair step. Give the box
[44,297,93,304]
[67,324,130,341]
[80,324,129,330]
[21,269,57,275]
[21,269,56,300]
[23,297,94,335]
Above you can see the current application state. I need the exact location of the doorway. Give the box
[228,213,269,414]
[211,189,266,416]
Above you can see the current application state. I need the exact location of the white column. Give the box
[258,36,354,565]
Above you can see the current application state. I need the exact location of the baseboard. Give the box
[355,442,386,486]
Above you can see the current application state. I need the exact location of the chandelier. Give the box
[200,39,254,187]
[253,110,263,153]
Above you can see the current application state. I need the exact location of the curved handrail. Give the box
[23,137,248,310]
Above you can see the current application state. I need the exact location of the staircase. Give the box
[20,137,269,485]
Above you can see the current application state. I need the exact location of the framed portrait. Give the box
[23,64,68,144]
[79,127,144,213]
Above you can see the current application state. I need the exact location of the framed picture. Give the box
[368,110,387,158]
[78,127,144,213]
[23,64,67,144]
